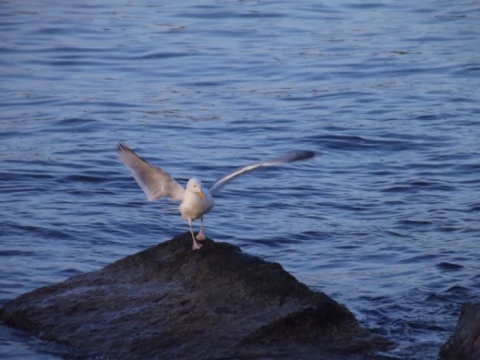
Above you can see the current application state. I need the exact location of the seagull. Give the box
[117,143,315,250]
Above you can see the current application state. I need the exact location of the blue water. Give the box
[1,1,479,358]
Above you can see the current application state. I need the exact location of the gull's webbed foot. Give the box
[196,230,206,241]
[192,239,203,250]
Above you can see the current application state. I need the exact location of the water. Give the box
[1,0,479,358]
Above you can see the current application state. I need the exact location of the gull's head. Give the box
[187,178,205,199]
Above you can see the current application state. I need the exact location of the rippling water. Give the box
[1,1,479,358]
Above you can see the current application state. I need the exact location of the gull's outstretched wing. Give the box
[117,143,185,202]
[209,150,315,195]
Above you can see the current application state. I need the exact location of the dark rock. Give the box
[440,302,480,360]
[1,233,392,359]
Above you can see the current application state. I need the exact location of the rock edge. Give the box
[1,233,392,359]
[440,302,480,360]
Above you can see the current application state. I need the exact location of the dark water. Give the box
[1,1,479,358]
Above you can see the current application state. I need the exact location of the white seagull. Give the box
[117,143,315,250]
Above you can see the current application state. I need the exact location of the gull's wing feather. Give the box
[117,143,185,202]
[209,150,315,195]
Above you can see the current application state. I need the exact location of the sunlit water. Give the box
[1,1,479,359]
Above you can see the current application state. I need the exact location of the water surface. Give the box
[1,1,479,359]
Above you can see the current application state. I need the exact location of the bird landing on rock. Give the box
[117,143,316,250]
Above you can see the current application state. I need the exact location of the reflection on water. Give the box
[1,0,479,358]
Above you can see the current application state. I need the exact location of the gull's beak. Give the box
[196,190,205,199]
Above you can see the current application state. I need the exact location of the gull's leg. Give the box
[196,216,206,241]
[188,219,202,250]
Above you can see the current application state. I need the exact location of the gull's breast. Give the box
[179,194,215,221]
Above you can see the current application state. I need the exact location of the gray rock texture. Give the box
[440,302,480,360]
[1,233,392,359]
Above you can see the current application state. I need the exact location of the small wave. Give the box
[436,262,463,271]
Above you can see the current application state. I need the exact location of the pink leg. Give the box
[196,216,206,241]
[188,219,202,250]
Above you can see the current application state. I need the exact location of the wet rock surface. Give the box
[440,302,480,360]
[1,233,392,359]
